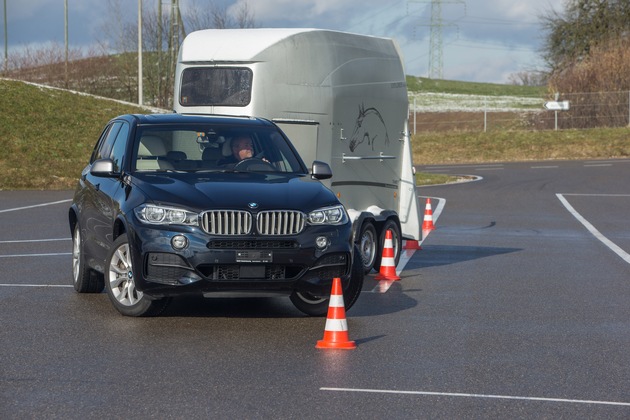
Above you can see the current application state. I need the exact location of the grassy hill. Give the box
[0,79,155,190]
[405,76,546,97]
[1,77,629,190]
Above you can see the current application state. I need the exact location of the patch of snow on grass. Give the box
[409,92,542,112]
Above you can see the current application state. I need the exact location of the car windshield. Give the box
[134,124,306,173]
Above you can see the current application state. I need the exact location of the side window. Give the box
[91,122,122,163]
[89,125,112,164]
[109,122,130,172]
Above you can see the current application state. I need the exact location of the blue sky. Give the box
[1,0,557,83]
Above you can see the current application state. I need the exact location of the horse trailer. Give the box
[173,28,421,273]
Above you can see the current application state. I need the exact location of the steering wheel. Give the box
[233,158,276,172]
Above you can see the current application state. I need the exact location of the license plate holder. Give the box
[235,250,272,263]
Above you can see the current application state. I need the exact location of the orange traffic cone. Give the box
[404,239,421,250]
[422,198,436,231]
[316,277,356,350]
[374,229,401,281]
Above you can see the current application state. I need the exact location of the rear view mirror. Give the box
[311,160,332,180]
[90,159,118,177]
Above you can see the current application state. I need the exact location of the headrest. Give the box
[222,138,233,157]
[138,136,167,157]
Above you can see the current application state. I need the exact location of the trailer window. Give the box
[180,67,252,107]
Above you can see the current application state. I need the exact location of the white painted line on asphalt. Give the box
[557,193,630,265]
[584,164,613,167]
[0,238,70,244]
[0,284,72,288]
[531,165,559,169]
[0,252,72,258]
[320,387,630,407]
[589,159,630,164]
[0,199,72,213]
[475,167,504,171]
[562,193,630,197]
[425,164,503,170]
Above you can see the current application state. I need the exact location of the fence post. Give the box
[484,97,487,132]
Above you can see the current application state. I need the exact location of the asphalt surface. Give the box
[1,159,630,418]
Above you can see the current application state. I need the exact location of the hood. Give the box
[131,172,339,212]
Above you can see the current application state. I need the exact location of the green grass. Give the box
[406,76,545,97]
[412,128,630,164]
[0,79,150,190]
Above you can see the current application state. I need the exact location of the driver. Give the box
[218,135,269,167]
[220,135,254,165]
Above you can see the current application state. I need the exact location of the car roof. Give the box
[116,113,276,128]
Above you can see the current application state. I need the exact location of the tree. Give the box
[541,0,630,72]
[96,0,257,107]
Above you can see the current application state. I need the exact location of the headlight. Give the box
[307,205,348,225]
[134,204,199,226]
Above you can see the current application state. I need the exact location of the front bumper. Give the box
[127,221,354,299]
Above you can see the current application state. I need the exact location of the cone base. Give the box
[404,240,421,250]
[316,339,357,350]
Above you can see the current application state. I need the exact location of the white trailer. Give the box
[173,28,421,273]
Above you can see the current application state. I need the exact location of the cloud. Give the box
[230,0,397,28]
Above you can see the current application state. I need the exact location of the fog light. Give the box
[171,235,189,250]
[315,236,329,249]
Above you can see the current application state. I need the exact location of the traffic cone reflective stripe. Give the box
[316,277,356,350]
[422,198,435,231]
[374,229,401,281]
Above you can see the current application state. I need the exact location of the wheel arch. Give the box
[68,205,79,234]
[112,215,127,241]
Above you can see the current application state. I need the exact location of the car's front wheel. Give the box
[104,234,171,317]
[290,245,364,316]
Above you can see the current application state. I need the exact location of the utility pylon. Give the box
[409,0,466,80]
[428,0,443,79]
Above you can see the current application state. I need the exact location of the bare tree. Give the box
[508,70,548,87]
[185,0,257,31]
[90,0,257,107]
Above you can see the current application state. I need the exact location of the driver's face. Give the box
[232,137,254,161]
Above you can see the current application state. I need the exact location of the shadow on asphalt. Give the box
[405,244,522,269]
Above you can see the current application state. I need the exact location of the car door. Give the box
[81,121,130,270]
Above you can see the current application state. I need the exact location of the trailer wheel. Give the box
[358,221,378,273]
[374,219,401,272]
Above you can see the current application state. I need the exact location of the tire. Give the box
[374,219,402,272]
[358,221,378,274]
[290,245,364,316]
[104,234,171,317]
[72,223,104,293]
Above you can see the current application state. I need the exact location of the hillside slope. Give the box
[0,79,161,190]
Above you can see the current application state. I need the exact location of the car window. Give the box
[109,122,129,172]
[92,122,122,163]
[134,124,306,173]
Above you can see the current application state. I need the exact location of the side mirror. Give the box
[90,159,118,177]
[311,160,332,180]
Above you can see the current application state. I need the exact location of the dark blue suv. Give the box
[69,114,363,316]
